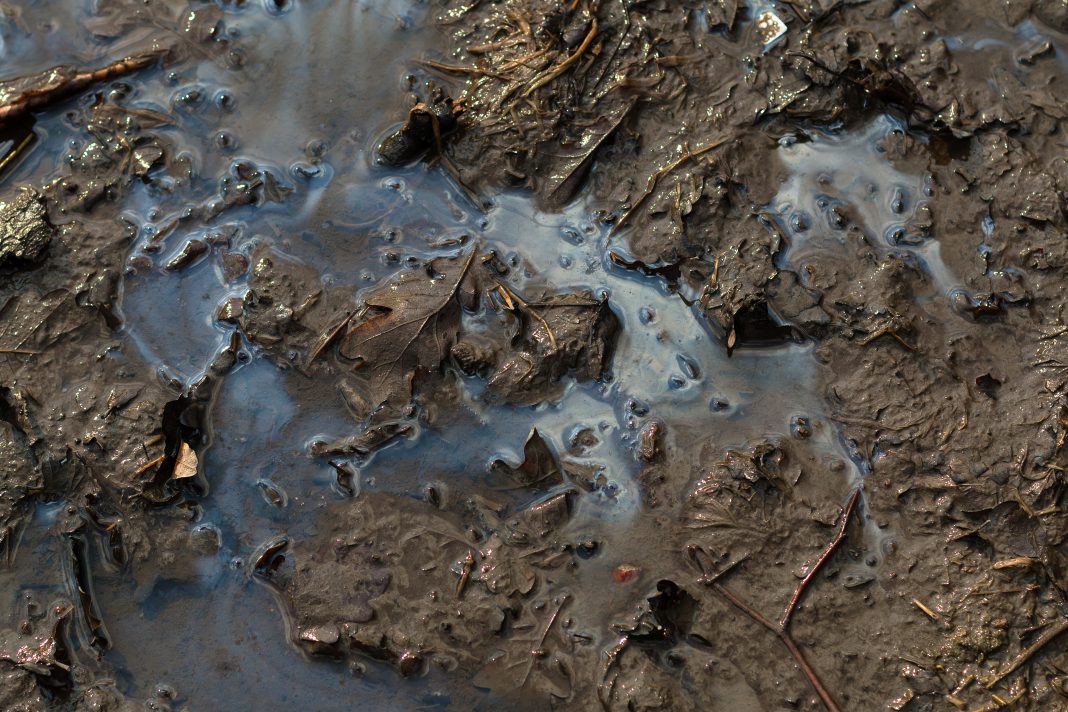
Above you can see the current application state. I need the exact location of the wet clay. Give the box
[1,1,1068,711]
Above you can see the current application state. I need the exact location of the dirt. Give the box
[1,0,1068,710]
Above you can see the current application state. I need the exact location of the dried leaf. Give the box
[173,441,198,479]
[340,250,475,408]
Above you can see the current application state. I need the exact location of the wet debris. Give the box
[377,85,462,166]
[754,9,787,47]
[0,598,73,693]
[490,427,563,489]
[0,187,53,265]
[636,421,663,463]
[164,238,208,271]
[0,49,166,122]
[339,250,475,411]
[482,284,620,405]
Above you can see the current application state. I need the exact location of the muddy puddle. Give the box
[3,0,1068,710]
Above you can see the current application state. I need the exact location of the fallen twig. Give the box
[984,618,1068,689]
[0,49,167,122]
[522,19,598,98]
[715,582,842,712]
[711,487,862,712]
[781,488,861,627]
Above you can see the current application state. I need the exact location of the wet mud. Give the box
[1,0,1068,710]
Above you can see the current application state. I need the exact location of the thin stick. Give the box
[495,284,557,352]
[416,58,511,80]
[715,583,842,712]
[133,454,166,476]
[522,19,599,97]
[984,618,1068,688]
[781,488,861,628]
[608,137,730,238]
[466,34,525,54]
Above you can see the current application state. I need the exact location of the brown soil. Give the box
[1,1,1068,711]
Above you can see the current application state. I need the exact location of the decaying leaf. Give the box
[340,249,476,410]
[491,427,563,489]
[486,290,620,405]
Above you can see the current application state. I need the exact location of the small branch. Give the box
[781,488,861,628]
[715,583,842,712]
[984,618,1068,689]
[0,49,167,122]
[710,487,862,712]
[522,18,598,97]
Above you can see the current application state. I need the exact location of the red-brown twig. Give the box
[781,487,861,628]
[0,49,167,122]
[712,487,862,712]
[715,582,842,712]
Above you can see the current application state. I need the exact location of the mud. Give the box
[1,0,1068,710]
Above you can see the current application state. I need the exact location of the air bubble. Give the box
[709,397,730,412]
[676,353,700,380]
[890,187,906,214]
[561,227,584,245]
[626,398,650,416]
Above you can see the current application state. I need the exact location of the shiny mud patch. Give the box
[0,0,870,709]
[771,114,959,296]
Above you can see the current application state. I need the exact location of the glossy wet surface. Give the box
[5,1,1068,710]
[0,1,866,707]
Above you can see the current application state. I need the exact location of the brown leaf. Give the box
[340,250,475,407]
[491,427,563,489]
[173,441,198,479]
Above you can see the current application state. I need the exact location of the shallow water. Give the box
[772,114,958,295]
[1,1,876,708]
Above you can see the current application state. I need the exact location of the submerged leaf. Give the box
[340,250,475,409]
[491,427,563,489]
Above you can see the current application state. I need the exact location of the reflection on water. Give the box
[773,114,959,295]
[0,0,869,709]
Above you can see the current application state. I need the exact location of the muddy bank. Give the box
[0,0,1067,710]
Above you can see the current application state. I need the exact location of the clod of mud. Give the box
[0,187,52,264]
[377,85,462,166]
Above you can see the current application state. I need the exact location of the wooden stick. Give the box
[522,19,598,97]
[0,49,167,122]
[781,488,861,627]
[715,583,842,712]
[984,618,1068,688]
